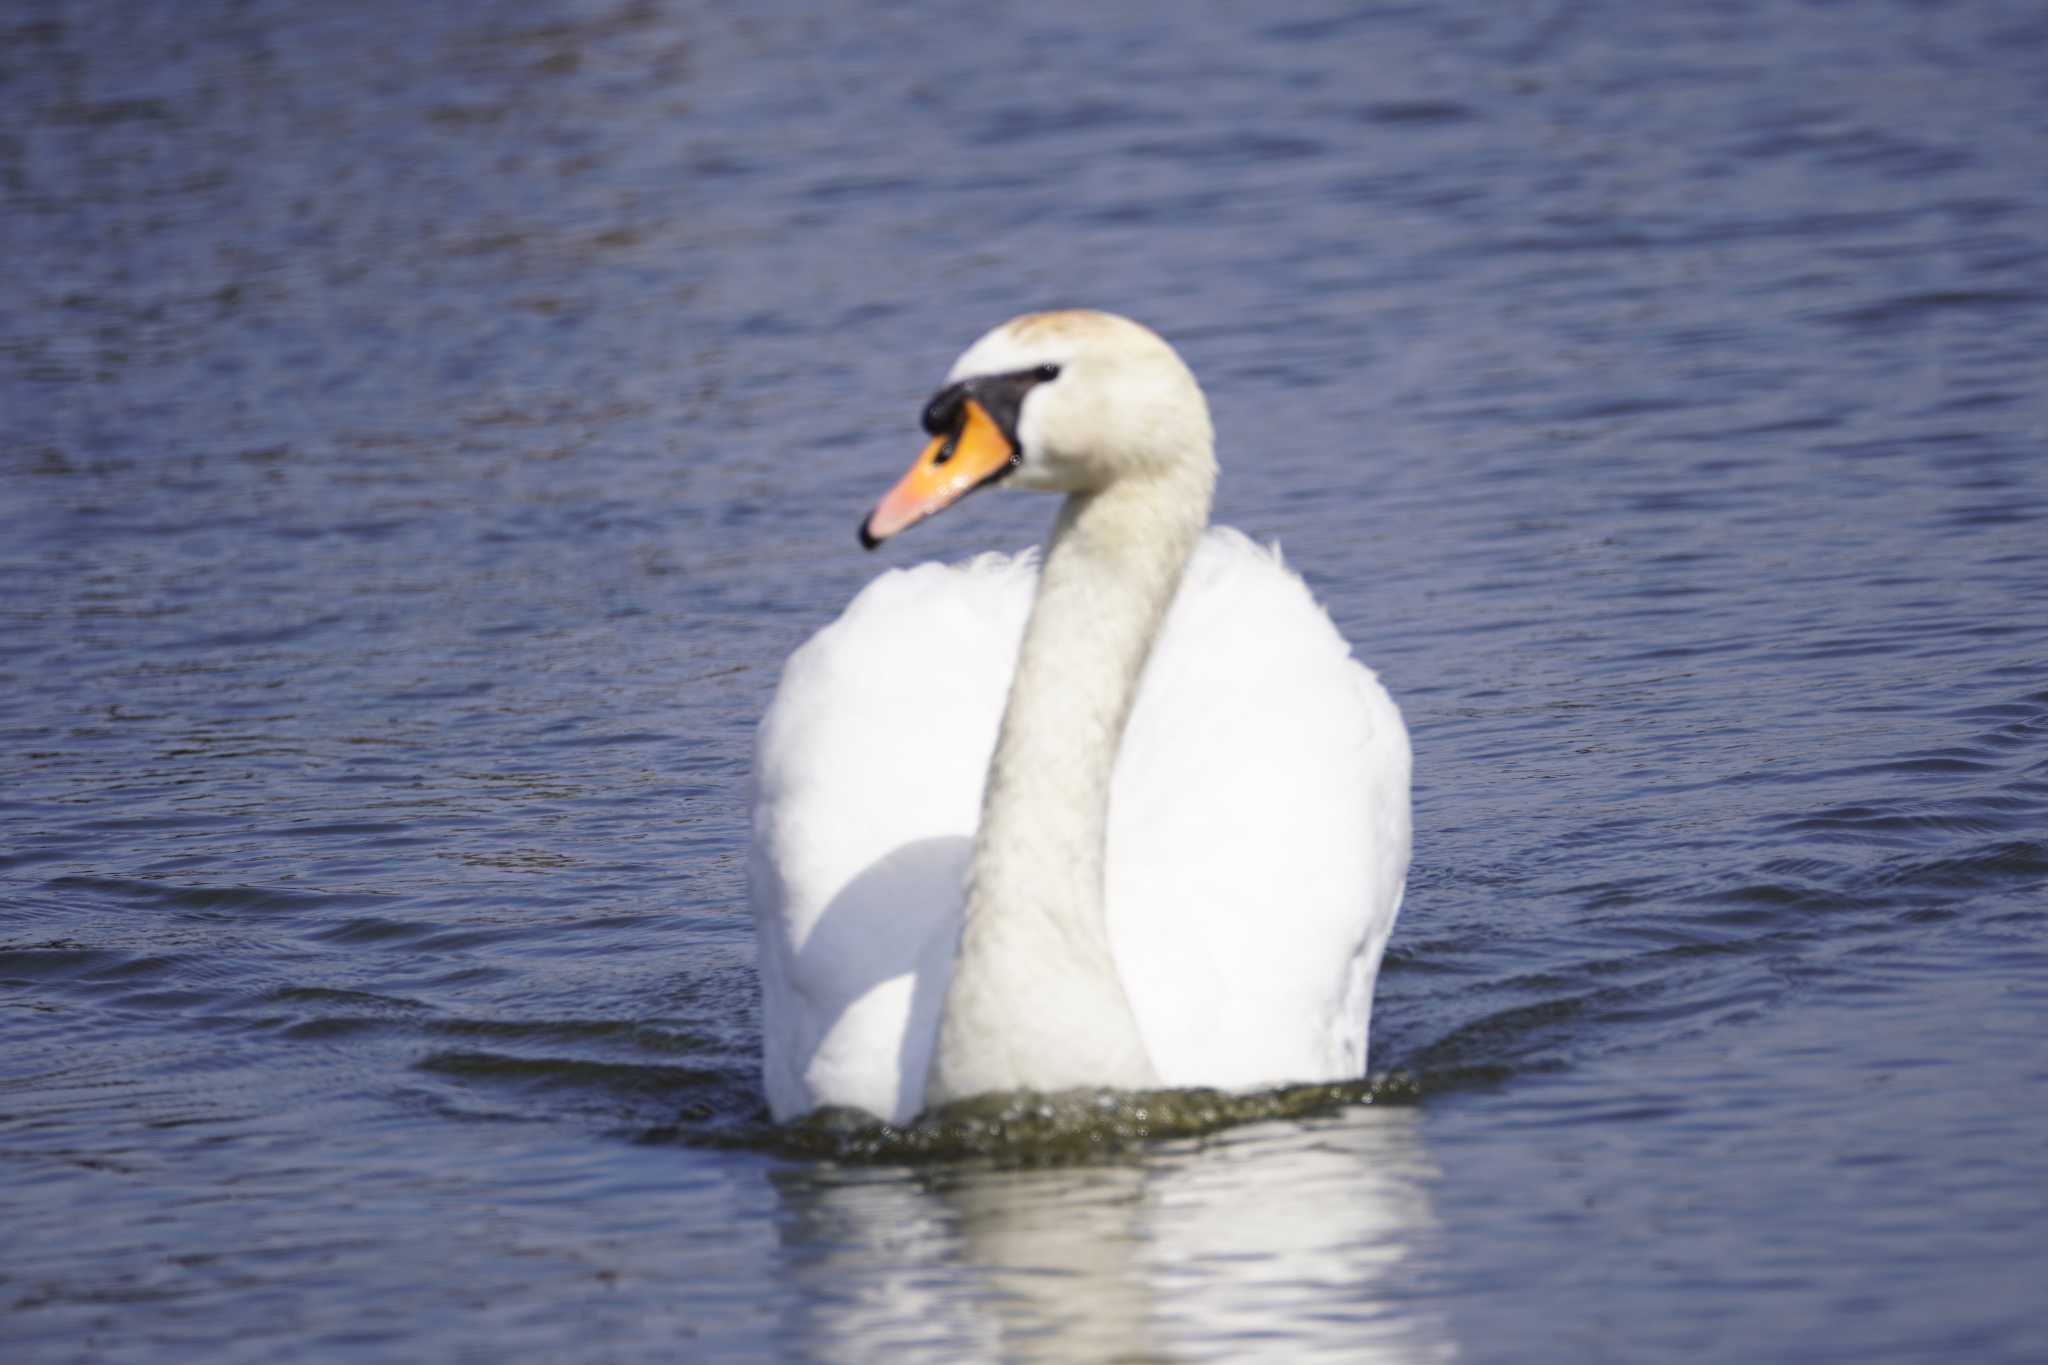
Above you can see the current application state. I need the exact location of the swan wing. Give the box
[750,553,1034,1121]
[1108,528,1412,1088]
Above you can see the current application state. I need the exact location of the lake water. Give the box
[4,1,2046,1360]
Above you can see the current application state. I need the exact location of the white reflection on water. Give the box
[771,1106,1451,1362]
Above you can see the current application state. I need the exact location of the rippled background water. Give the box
[4,1,2046,1360]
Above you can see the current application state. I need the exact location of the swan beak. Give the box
[861,398,1017,548]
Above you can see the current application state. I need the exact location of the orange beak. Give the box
[861,398,1017,548]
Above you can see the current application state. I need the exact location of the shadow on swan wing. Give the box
[774,835,970,1122]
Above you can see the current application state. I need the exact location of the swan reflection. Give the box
[772,1105,1451,1362]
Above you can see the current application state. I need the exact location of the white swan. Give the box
[750,310,1411,1123]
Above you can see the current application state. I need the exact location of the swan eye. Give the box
[1033,363,1061,383]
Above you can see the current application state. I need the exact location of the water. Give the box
[4,1,2046,1359]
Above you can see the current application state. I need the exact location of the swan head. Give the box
[862,310,1216,547]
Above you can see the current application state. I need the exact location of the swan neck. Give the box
[927,468,1211,1105]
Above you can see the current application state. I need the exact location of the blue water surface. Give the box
[4,2,2046,1360]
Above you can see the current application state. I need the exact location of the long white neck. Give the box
[926,465,1211,1106]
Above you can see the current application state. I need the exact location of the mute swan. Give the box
[751,310,1411,1123]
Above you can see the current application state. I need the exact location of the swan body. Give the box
[750,311,1411,1123]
